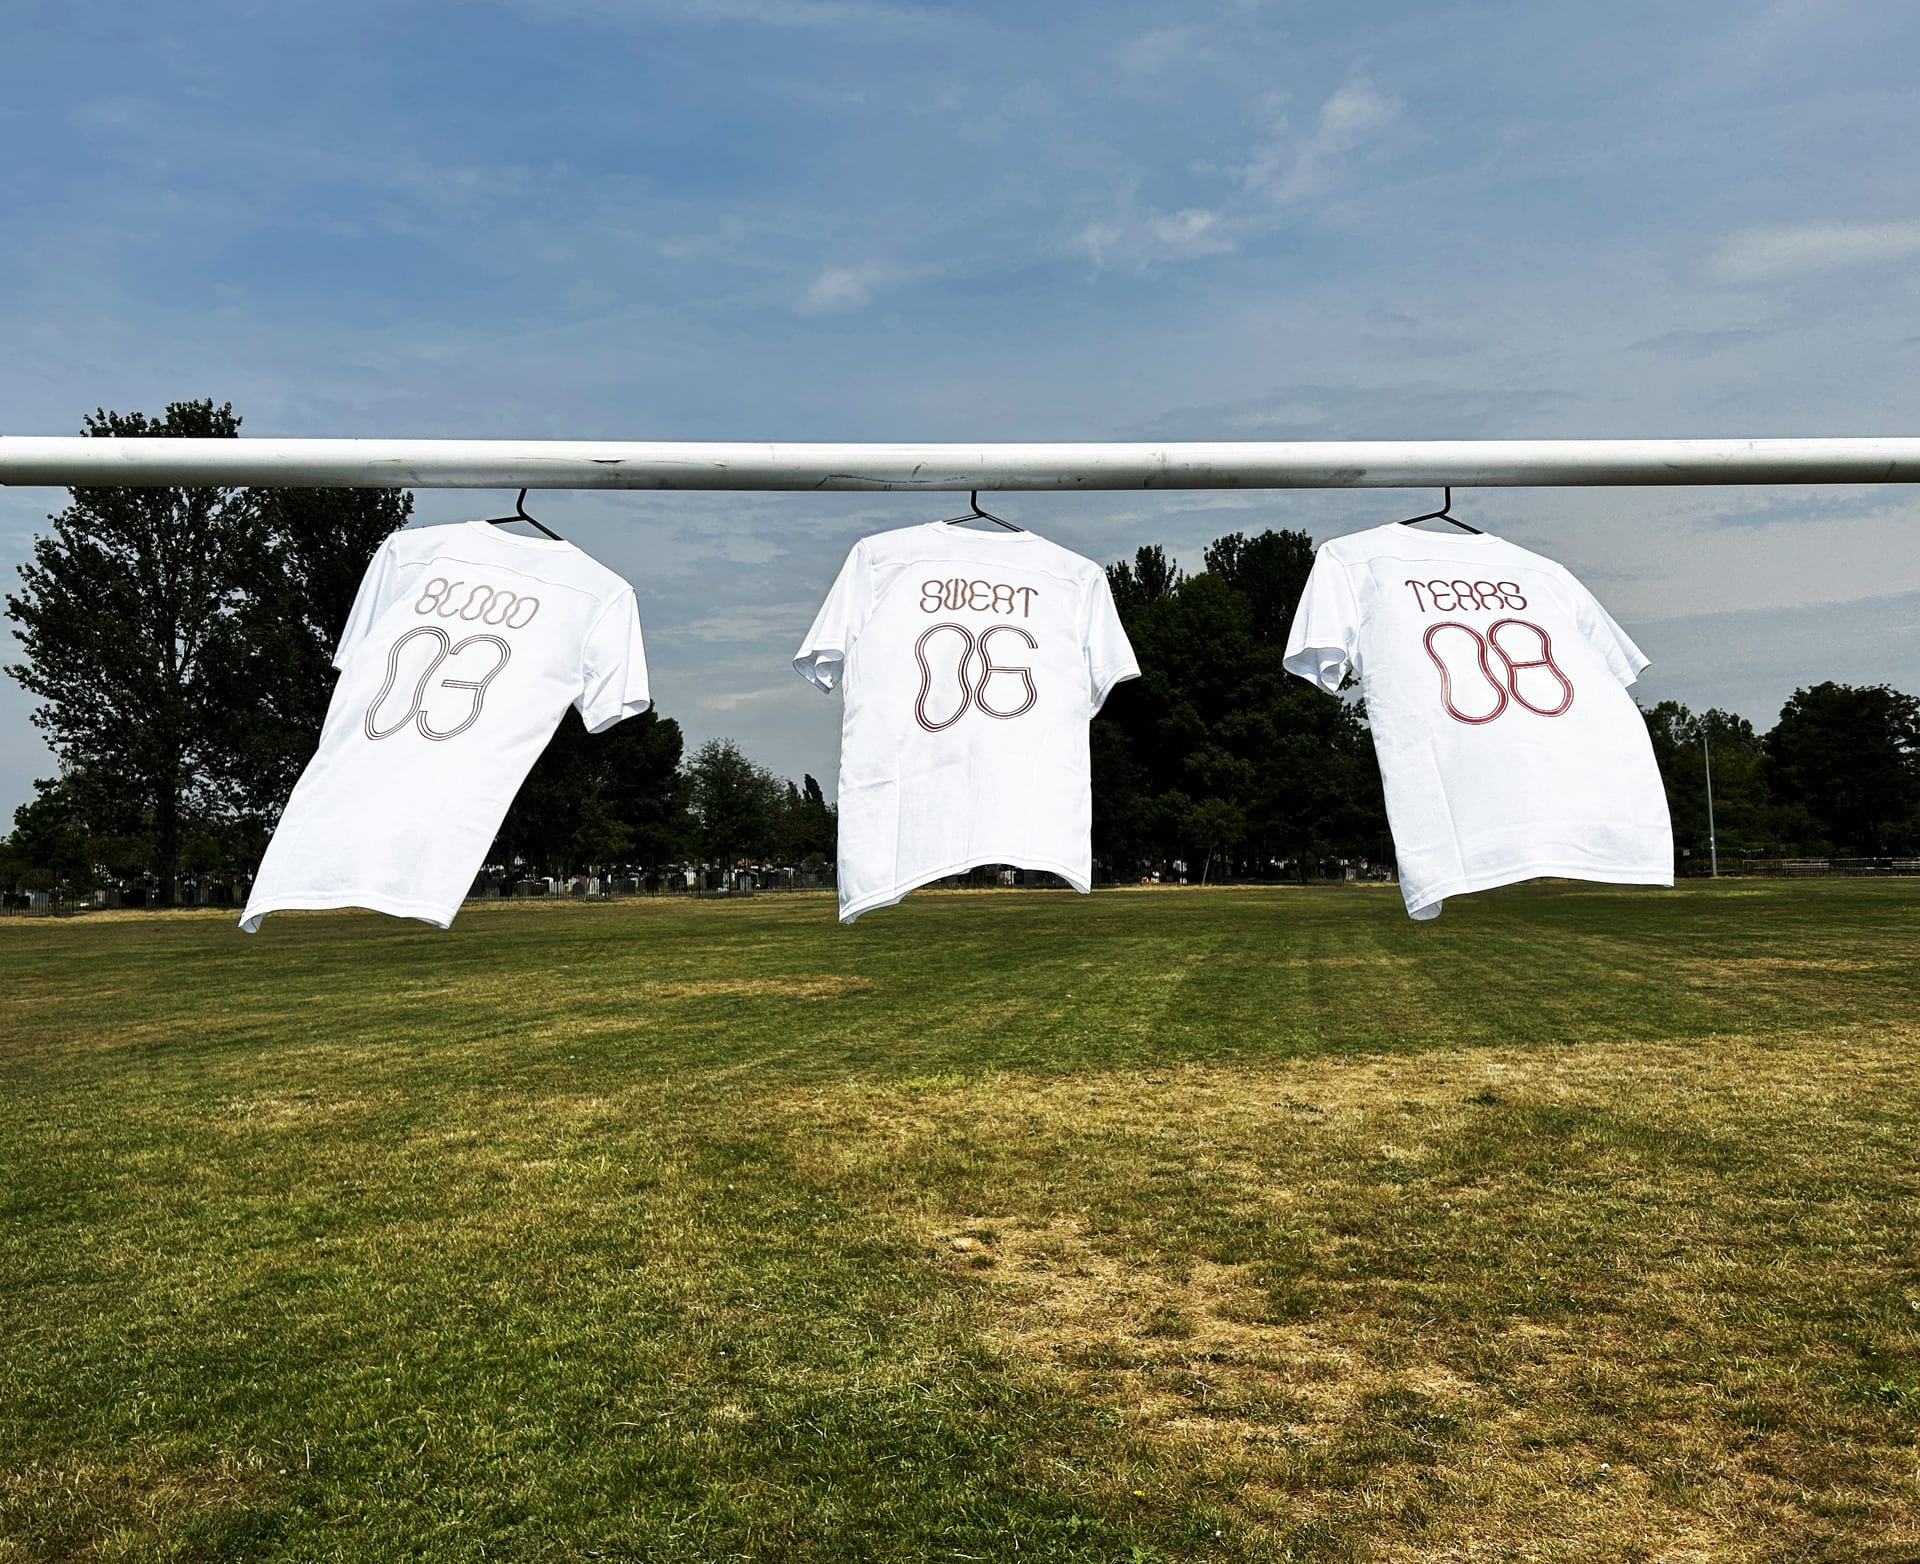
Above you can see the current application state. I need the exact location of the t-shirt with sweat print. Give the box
[241,521,651,932]
[794,521,1139,923]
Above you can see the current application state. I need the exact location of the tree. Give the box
[492,708,691,877]
[686,738,782,864]
[1204,528,1317,646]
[5,403,414,893]
[2,776,97,893]
[1642,701,1771,866]
[1186,796,1246,885]
[1093,528,1386,880]
[599,709,693,867]
[771,774,838,864]
[1106,544,1184,616]
[5,402,252,900]
[1764,682,1920,855]
[207,485,412,838]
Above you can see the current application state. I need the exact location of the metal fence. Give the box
[1724,857,1920,877]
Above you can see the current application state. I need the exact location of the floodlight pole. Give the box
[1702,726,1718,878]
[3,436,1920,491]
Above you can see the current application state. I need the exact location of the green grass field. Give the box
[4,881,1919,1563]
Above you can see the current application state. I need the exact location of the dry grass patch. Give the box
[798,1033,1920,1561]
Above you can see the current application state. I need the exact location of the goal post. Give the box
[3,436,1919,491]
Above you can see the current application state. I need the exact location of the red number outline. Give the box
[1487,618,1574,717]
[1424,618,1575,725]
[1424,622,1508,724]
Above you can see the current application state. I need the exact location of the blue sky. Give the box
[5,0,1920,822]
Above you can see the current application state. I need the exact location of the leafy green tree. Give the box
[772,774,837,864]
[2,776,97,893]
[1204,528,1317,646]
[687,738,781,864]
[1106,543,1184,615]
[1642,701,1771,866]
[5,402,252,900]
[600,709,693,867]
[1764,682,1920,854]
[1094,528,1386,880]
[493,708,691,876]
[6,403,413,893]
[570,794,636,870]
[1186,796,1246,884]
[208,486,412,840]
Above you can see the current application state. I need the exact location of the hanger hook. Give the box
[939,489,1019,530]
[1396,485,1479,533]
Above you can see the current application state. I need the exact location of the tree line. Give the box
[1642,687,1920,864]
[5,399,1918,898]
[0,401,833,901]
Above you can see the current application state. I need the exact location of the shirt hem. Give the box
[1404,860,1674,919]
[239,892,459,934]
[839,855,1092,924]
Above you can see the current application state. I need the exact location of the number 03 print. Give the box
[1423,618,1574,724]
[364,625,512,742]
[913,623,1039,732]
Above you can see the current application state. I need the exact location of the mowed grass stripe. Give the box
[3,881,1918,1561]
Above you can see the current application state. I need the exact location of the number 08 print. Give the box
[364,625,512,742]
[913,622,1039,732]
[1423,618,1574,724]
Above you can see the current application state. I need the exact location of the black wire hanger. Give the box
[483,489,563,541]
[1395,486,1481,534]
[938,490,1022,532]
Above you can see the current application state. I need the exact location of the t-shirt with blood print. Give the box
[1283,522,1671,920]
[793,521,1140,923]
[239,521,651,933]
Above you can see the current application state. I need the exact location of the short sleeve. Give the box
[332,537,403,670]
[1283,550,1364,694]
[1572,583,1650,688]
[793,540,872,693]
[1082,572,1140,715]
[578,590,652,733]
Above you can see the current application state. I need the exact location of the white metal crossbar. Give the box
[2,436,1919,491]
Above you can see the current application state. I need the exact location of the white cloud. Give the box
[1244,76,1400,204]
[1710,220,1920,283]
[1071,206,1234,271]
[798,261,897,313]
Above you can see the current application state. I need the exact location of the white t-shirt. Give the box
[240,521,651,932]
[794,522,1140,923]
[1283,523,1672,919]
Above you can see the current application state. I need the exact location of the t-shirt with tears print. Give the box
[1283,521,1671,920]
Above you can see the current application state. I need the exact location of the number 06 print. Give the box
[913,622,1039,733]
[1424,618,1574,725]
[364,625,512,742]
